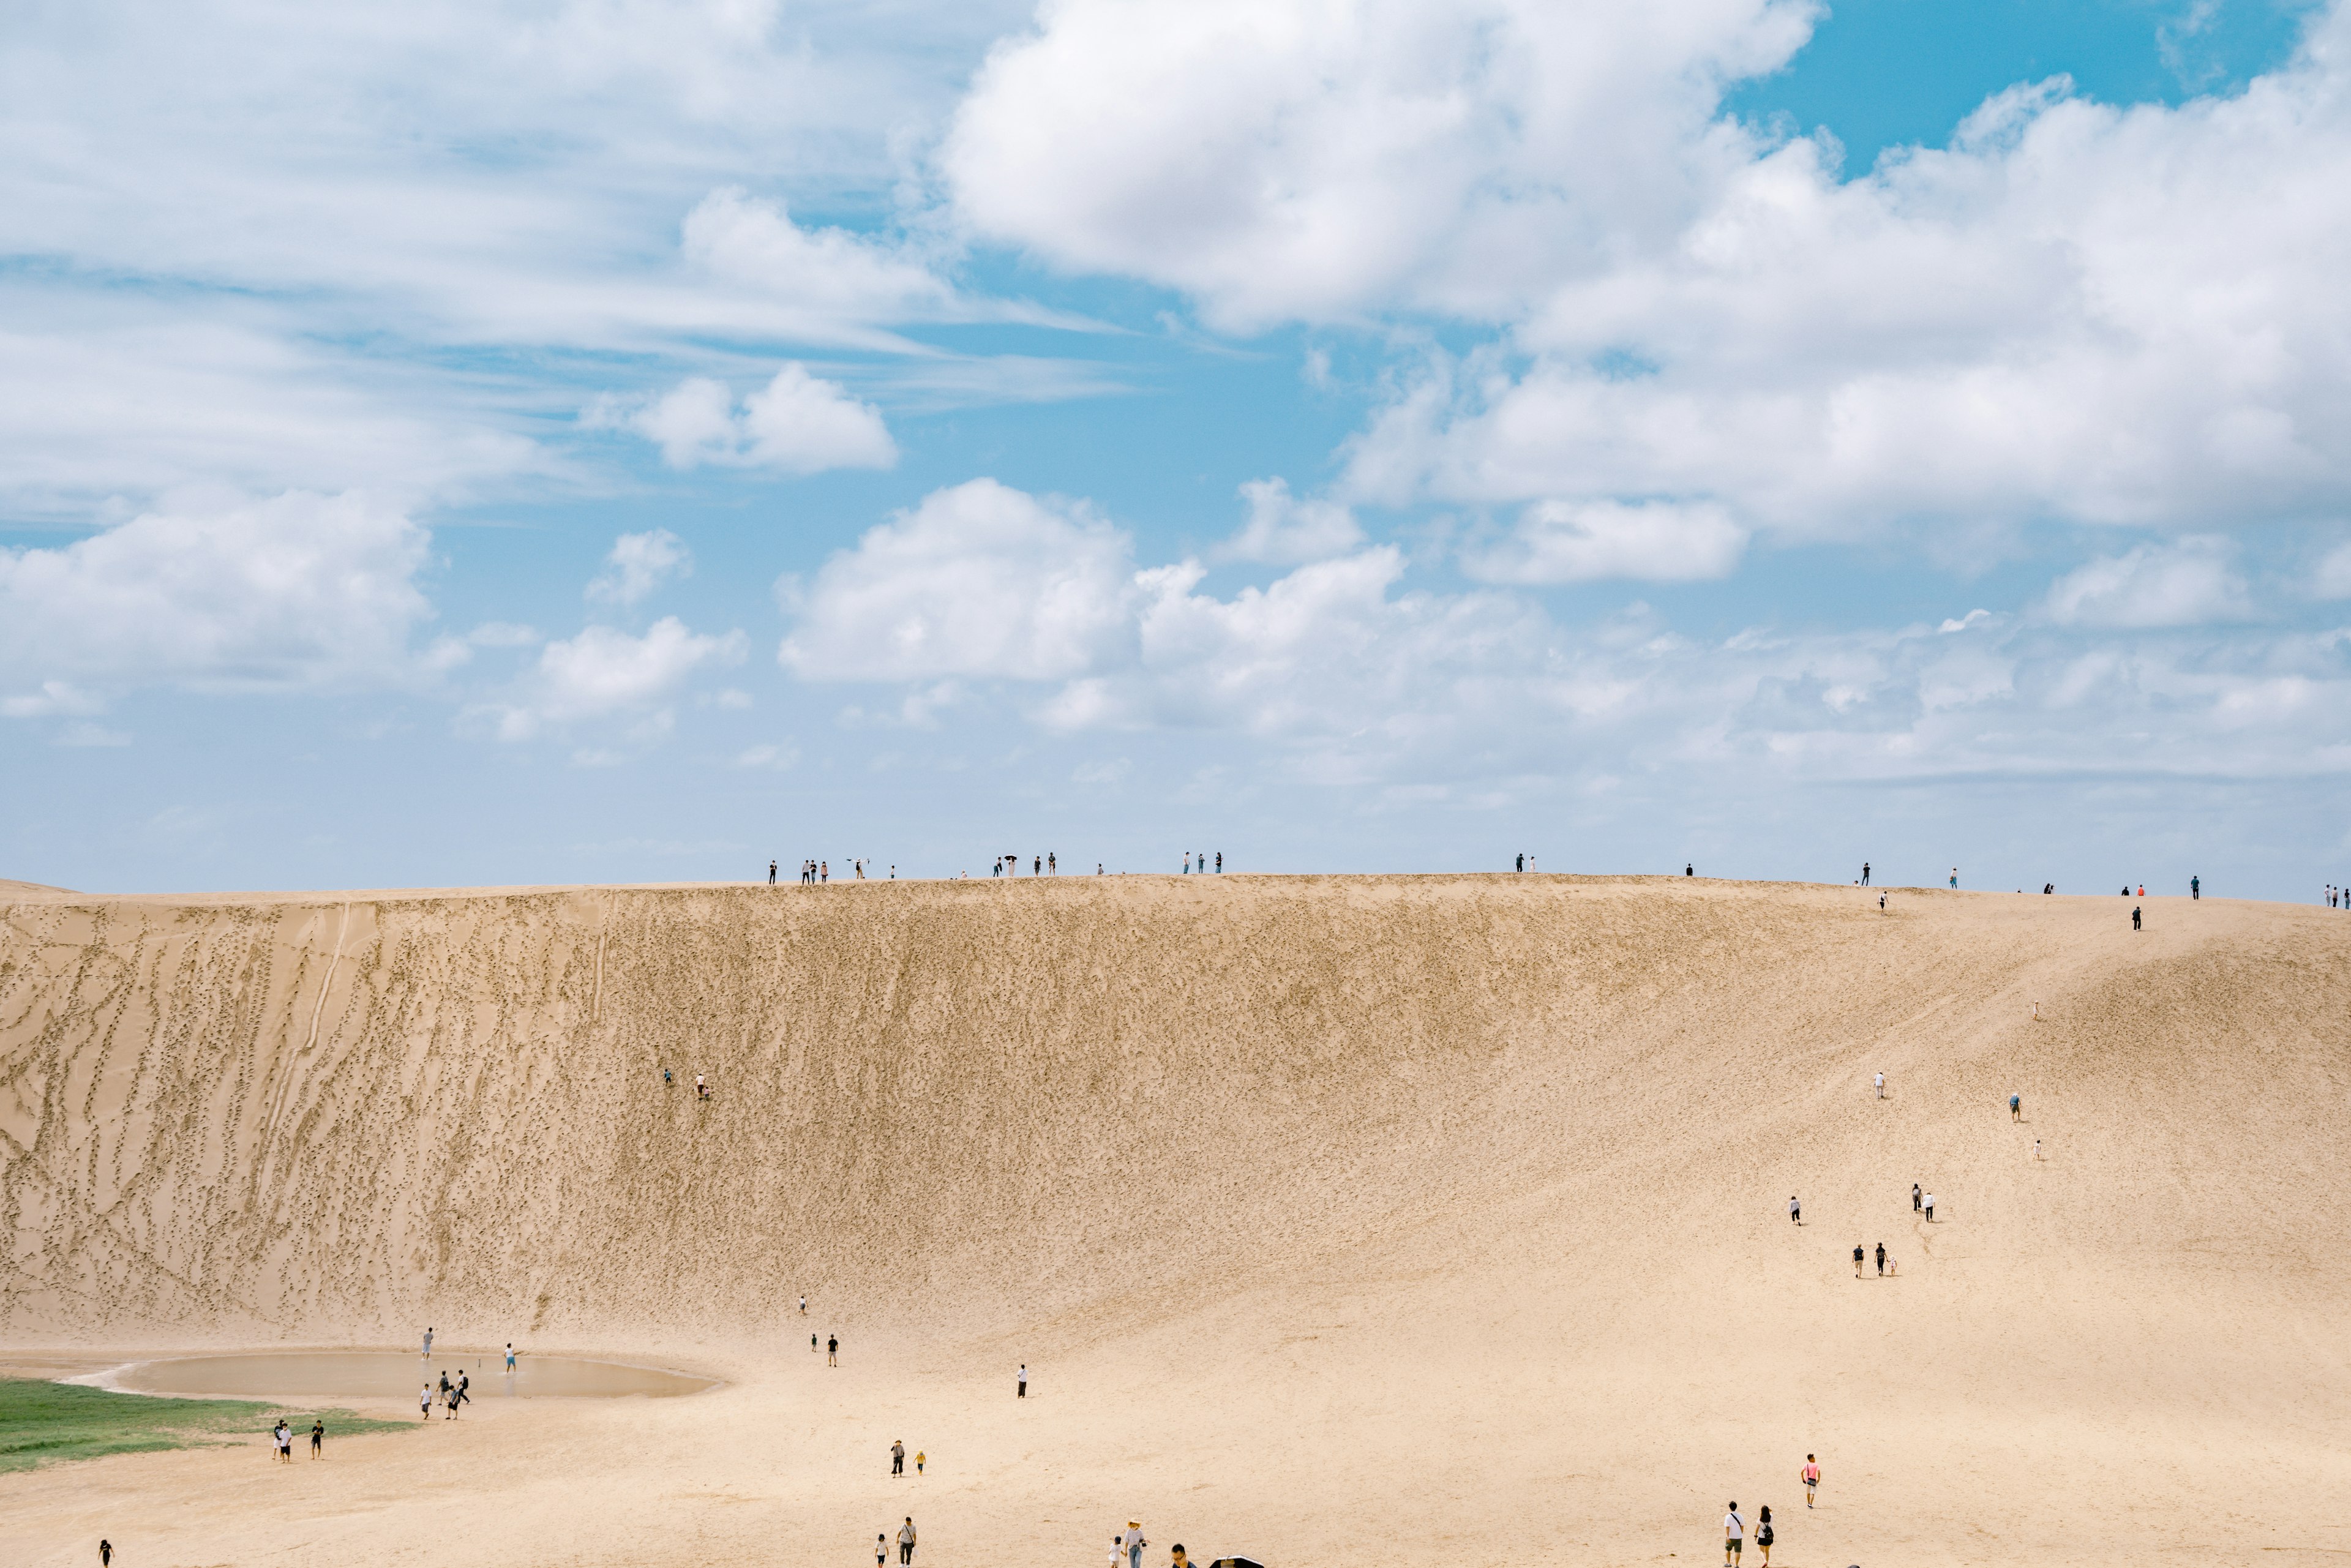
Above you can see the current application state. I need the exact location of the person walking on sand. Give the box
[423,1326,433,1358]
[1801,1455,1821,1506]
[1755,1504,1774,1564]
[1911,1182,1922,1214]
[310,1418,324,1458]
[876,1534,887,1568]
[828,1334,839,1366]
[1722,1501,1744,1562]
[1924,1191,1936,1222]
[1875,1071,1885,1099]
[1017,1363,1027,1398]
[1874,1242,1886,1276]
[1123,1521,1148,1568]
[2132,904,2142,930]
[2034,1138,2042,1160]
[100,1542,112,1567]
[421,1381,433,1420]
[274,1418,291,1462]
[891,1439,905,1476]
[1862,861,1870,885]
[1788,1195,1801,1225]
[2011,1093,2022,1122]
[457,1370,470,1408]
[696,1073,707,1100]
[811,1332,818,1354]
[505,1343,516,1373]
[915,1450,924,1477]
[1853,1242,1864,1277]
[798,1294,806,1316]
[898,1517,916,1565]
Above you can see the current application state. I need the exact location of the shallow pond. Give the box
[97,1351,714,1400]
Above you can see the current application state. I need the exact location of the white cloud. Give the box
[1220,478,1365,564]
[781,480,2351,795]
[945,0,1819,330]
[0,491,434,703]
[1340,19,2351,541]
[2314,539,2351,598]
[612,365,898,474]
[2044,539,2252,628]
[588,529,693,606]
[781,479,1139,680]
[1,681,108,719]
[735,741,800,770]
[680,187,957,320]
[1463,499,1746,583]
[488,616,748,740]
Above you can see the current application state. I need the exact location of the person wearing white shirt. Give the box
[1874,1071,1884,1099]
[1924,1191,1935,1221]
[1723,1502,1745,1563]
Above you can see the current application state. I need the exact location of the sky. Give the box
[4,0,2349,898]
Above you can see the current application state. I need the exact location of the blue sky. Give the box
[4,0,2349,898]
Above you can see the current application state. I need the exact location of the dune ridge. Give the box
[2,875,2347,1564]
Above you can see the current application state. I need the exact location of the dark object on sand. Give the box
[1209,1559,1267,1568]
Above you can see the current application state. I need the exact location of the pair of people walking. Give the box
[1853,1241,1889,1276]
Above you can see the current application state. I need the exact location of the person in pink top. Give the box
[1800,1454,1821,1507]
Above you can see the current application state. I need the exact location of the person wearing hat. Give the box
[1123,1520,1148,1568]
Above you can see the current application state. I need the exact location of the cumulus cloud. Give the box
[1463,500,1747,583]
[487,617,749,741]
[680,188,957,319]
[945,0,1818,329]
[588,529,693,606]
[607,364,898,473]
[2044,538,2253,628]
[1340,23,2351,541]
[0,491,434,705]
[1220,478,1365,563]
[781,479,1140,680]
[780,480,2351,794]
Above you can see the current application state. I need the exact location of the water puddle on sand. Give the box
[93,1351,714,1400]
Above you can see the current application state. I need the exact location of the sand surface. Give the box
[1,874,2346,1565]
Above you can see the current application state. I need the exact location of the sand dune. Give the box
[2,875,2347,1565]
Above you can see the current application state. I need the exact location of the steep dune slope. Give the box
[1,876,2347,1563]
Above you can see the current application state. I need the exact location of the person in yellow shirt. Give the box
[914,1450,925,1476]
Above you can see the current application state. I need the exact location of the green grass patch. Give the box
[0,1376,407,1472]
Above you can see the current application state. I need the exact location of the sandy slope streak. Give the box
[2,876,2348,1561]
